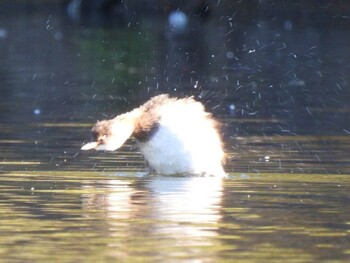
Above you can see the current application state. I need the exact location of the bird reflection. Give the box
[81,176,224,243]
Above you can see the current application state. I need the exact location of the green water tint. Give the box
[0,171,349,262]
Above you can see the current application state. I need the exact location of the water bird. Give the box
[81,94,226,177]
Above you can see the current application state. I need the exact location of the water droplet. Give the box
[33,108,41,115]
[168,11,188,31]
[284,20,293,31]
[226,51,234,59]
[54,32,63,41]
[0,28,8,39]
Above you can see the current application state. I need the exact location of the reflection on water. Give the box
[0,172,349,262]
[146,177,222,224]
[82,176,223,258]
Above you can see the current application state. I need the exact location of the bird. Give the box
[81,94,226,177]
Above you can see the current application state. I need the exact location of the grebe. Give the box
[81,94,226,177]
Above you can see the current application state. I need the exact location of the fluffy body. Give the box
[82,94,226,177]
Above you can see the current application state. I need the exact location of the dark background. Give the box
[0,0,349,137]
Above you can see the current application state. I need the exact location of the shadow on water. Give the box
[0,1,349,262]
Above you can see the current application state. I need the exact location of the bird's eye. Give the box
[99,135,107,142]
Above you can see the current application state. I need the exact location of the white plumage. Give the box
[82,94,226,177]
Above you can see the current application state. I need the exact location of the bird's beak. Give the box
[81,141,100,150]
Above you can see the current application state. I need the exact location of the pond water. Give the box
[0,1,349,262]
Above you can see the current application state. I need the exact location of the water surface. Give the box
[0,171,349,262]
